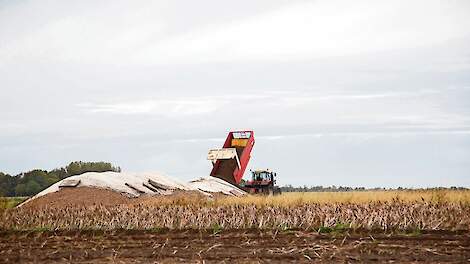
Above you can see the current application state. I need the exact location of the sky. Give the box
[1,0,469,187]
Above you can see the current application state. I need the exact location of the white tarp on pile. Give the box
[188,176,246,197]
[20,172,246,207]
[20,172,196,206]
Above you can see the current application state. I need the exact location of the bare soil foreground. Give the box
[1,230,469,263]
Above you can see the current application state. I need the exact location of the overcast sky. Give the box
[1,0,469,187]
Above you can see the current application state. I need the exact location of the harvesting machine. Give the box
[207,130,281,195]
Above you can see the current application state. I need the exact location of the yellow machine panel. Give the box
[231,138,248,147]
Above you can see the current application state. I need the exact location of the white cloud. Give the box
[278,90,441,106]
[75,89,470,135]
[313,130,470,137]
[1,0,469,65]
[132,0,470,64]
[78,97,221,117]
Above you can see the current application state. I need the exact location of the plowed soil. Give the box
[1,230,468,263]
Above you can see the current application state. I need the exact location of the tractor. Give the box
[207,130,281,195]
[243,169,281,195]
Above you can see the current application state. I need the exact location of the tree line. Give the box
[280,185,468,192]
[0,161,121,197]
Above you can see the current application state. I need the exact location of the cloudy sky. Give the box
[1,0,469,187]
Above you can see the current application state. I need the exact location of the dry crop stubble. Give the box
[216,190,470,206]
[1,190,469,231]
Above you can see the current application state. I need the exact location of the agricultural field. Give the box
[1,189,470,263]
[1,229,469,263]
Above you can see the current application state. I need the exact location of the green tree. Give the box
[15,183,27,196]
[65,161,120,176]
[24,180,41,196]
[1,161,121,197]
[0,172,16,196]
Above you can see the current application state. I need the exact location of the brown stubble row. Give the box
[1,201,469,231]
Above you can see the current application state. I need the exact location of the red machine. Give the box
[207,130,280,194]
[208,131,254,185]
[244,169,281,195]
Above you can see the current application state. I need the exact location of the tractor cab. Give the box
[243,169,281,195]
[249,169,276,185]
